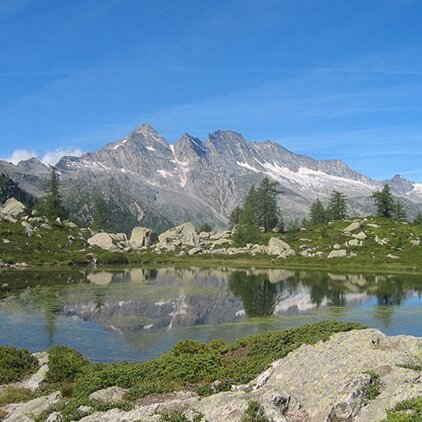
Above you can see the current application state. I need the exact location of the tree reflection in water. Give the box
[229,272,278,317]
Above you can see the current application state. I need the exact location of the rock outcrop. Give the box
[69,329,422,422]
[87,232,128,251]
[0,198,26,219]
[267,237,295,258]
[129,227,156,249]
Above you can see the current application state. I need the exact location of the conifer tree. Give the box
[414,213,422,225]
[327,191,348,220]
[232,186,261,245]
[92,194,109,231]
[255,177,281,231]
[36,166,67,220]
[309,198,328,225]
[393,202,407,221]
[229,206,242,228]
[371,184,395,218]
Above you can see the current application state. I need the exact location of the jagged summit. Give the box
[1,124,421,232]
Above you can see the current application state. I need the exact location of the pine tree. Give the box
[414,213,422,225]
[232,186,261,245]
[92,194,109,231]
[393,202,407,221]
[229,206,242,228]
[327,191,348,220]
[372,184,395,218]
[309,198,328,225]
[255,177,281,231]
[35,166,67,220]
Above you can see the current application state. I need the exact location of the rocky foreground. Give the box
[1,329,421,422]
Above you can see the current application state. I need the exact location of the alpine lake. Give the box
[0,267,421,362]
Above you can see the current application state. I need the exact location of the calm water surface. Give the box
[0,267,421,362]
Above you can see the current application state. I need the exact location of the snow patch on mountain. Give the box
[236,161,260,173]
[111,139,127,150]
[157,169,174,178]
[170,144,189,187]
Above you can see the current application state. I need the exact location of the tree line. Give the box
[230,179,422,245]
[3,167,422,232]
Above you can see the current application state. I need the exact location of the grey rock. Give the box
[375,235,389,245]
[188,247,203,255]
[0,198,26,218]
[87,233,116,251]
[328,249,347,258]
[267,237,293,256]
[347,238,363,247]
[352,231,367,240]
[3,392,61,422]
[343,221,361,234]
[89,386,128,403]
[129,227,155,249]
[387,253,400,259]
[45,412,62,422]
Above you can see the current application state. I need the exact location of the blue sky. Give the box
[0,0,421,181]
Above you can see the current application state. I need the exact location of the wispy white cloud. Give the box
[3,149,37,164]
[2,147,84,165]
[41,148,84,165]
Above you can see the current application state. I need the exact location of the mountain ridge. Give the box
[1,124,421,232]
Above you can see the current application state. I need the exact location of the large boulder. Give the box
[87,233,124,251]
[129,227,155,249]
[2,392,61,422]
[89,386,128,404]
[0,198,26,218]
[343,221,360,234]
[267,237,293,256]
[158,222,198,249]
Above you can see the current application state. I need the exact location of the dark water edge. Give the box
[0,267,421,362]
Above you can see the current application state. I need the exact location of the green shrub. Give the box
[159,411,204,422]
[0,346,39,384]
[45,345,89,384]
[70,321,363,402]
[383,396,422,421]
[0,387,35,405]
[364,371,382,402]
[241,401,270,422]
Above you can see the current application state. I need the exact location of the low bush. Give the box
[0,346,38,384]
[159,411,204,422]
[241,400,270,422]
[0,387,36,405]
[363,371,382,402]
[71,321,363,400]
[383,396,422,421]
[45,345,89,384]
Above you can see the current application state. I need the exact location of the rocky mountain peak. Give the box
[16,158,49,174]
[208,130,247,145]
[174,133,206,157]
[388,174,415,194]
[131,123,168,145]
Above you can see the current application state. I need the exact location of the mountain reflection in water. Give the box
[0,267,421,362]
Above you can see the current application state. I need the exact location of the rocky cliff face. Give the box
[1,124,422,232]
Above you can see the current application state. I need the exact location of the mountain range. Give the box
[1,123,422,232]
